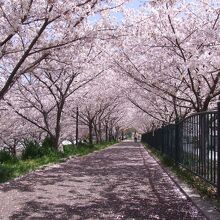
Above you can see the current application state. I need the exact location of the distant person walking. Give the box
[134,135,137,143]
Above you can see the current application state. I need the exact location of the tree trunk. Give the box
[54,100,65,150]
[93,123,99,144]
[50,135,59,150]
[115,126,120,141]
[105,123,108,142]
[98,121,102,143]
[109,127,113,142]
[121,130,124,140]
[88,121,93,145]
[11,141,17,157]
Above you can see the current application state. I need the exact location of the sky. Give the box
[125,0,144,9]
[89,0,145,24]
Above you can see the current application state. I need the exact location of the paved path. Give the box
[0,142,206,219]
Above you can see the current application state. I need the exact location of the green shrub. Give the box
[74,141,93,148]
[0,150,13,163]
[63,145,76,155]
[22,137,61,160]
[161,155,175,167]
[22,140,43,160]
[41,137,56,156]
[42,136,54,149]
[0,164,13,182]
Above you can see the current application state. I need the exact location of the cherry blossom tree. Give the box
[5,41,106,149]
[0,0,132,152]
[0,105,43,156]
[0,0,128,99]
[109,0,220,129]
[68,71,126,144]
[3,0,220,152]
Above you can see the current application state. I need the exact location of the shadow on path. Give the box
[0,142,206,219]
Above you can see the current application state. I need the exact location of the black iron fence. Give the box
[141,103,220,197]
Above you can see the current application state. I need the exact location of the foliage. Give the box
[21,140,43,160]
[41,137,58,156]
[21,137,59,160]
[0,150,15,163]
[42,136,54,149]
[0,165,13,183]
[0,0,127,152]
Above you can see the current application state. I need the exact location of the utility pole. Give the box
[76,106,79,146]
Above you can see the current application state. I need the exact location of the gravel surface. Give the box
[0,141,207,219]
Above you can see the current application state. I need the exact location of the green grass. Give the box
[143,143,220,208]
[0,141,117,184]
[62,141,116,157]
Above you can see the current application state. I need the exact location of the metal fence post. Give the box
[217,102,220,197]
[175,118,179,165]
[161,124,164,155]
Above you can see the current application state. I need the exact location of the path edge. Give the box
[140,143,220,220]
[0,142,119,187]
